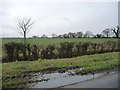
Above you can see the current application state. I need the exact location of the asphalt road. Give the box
[61,73,118,88]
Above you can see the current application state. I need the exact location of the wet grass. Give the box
[2,52,119,88]
[2,77,31,88]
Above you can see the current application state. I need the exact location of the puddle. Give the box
[31,70,115,88]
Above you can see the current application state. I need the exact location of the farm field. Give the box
[1,38,119,46]
[2,52,119,88]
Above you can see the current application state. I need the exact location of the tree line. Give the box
[3,41,120,63]
[17,17,120,39]
[33,26,120,38]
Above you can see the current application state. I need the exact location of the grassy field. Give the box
[2,52,119,88]
[2,38,119,46]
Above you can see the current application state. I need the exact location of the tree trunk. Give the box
[115,32,119,38]
[107,33,109,38]
[24,31,26,45]
[23,31,27,60]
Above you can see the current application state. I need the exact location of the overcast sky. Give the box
[0,0,119,37]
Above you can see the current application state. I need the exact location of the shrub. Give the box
[4,42,16,62]
[3,41,119,62]
[32,45,39,60]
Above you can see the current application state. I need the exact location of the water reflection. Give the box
[31,70,113,88]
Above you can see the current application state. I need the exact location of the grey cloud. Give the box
[0,0,118,37]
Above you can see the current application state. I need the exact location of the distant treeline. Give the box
[33,26,120,38]
[3,41,120,63]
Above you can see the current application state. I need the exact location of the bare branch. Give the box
[111,26,120,38]
[17,17,34,43]
[26,27,32,34]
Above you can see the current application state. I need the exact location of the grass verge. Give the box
[2,52,120,88]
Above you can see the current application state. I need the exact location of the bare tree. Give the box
[76,32,83,38]
[67,32,76,38]
[102,29,111,38]
[111,26,120,38]
[41,34,48,38]
[17,17,34,60]
[18,17,34,45]
[95,34,103,38]
[51,34,58,38]
[63,34,69,38]
[84,31,94,38]
[68,32,74,38]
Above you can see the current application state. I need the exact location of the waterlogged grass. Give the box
[2,52,119,77]
[2,78,31,88]
[75,59,118,75]
[2,52,119,88]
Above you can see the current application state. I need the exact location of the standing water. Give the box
[31,70,115,88]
